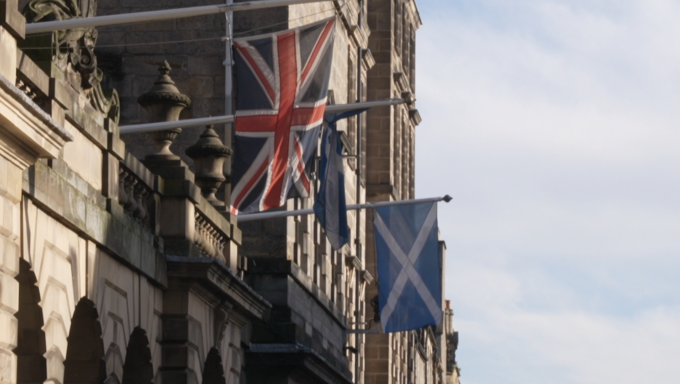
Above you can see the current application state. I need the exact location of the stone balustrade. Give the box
[193,210,227,262]
[118,165,155,230]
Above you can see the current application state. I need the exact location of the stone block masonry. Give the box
[96,0,229,177]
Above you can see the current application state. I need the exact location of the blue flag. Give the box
[314,109,367,250]
[374,202,442,333]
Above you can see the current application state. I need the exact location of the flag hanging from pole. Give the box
[374,202,442,333]
[230,18,336,214]
[314,109,367,250]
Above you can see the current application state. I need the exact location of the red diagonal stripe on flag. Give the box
[234,42,277,105]
[301,19,335,84]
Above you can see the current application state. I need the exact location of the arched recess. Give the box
[63,298,107,384]
[14,258,47,384]
[202,348,226,384]
[121,327,154,384]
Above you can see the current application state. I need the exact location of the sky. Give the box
[414,0,680,383]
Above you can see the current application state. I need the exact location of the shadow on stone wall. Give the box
[121,327,154,384]
[15,259,47,384]
[64,298,107,384]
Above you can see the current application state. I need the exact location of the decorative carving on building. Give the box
[91,84,121,123]
[22,0,121,122]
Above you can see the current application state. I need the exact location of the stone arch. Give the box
[202,348,226,384]
[63,298,107,384]
[121,327,154,384]
[14,258,47,384]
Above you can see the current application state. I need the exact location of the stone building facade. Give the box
[444,301,461,384]
[0,0,459,383]
[1,2,269,384]
[362,1,447,384]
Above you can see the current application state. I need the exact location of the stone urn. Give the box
[185,125,232,206]
[137,61,191,160]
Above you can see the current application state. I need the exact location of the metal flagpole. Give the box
[223,0,234,205]
[119,98,406,134]
[236,195,452,222]
[25,0,324,34]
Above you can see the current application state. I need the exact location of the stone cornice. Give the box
[248,258,348,329]
[0,72,72,168]
[332,0,370,48]
[167,255,271,321]
[247,343,353,384]
[407,0,423,30]
[24,161,168,287]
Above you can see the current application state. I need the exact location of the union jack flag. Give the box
[230,18,337,214]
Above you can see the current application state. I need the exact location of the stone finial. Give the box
[185,125,232,207]
[138,61,191,160]
[137,61,191,109]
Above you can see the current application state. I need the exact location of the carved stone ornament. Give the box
[22,0,121,123]
[185,125,232,206]
[138,61,191,160]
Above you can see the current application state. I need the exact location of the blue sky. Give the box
[414,0,680,383]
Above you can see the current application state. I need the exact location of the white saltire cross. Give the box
[374,203,442,328]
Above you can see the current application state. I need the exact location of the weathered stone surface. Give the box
[0,27,17,84]
[23,161,162,282]
[0,74,73,167]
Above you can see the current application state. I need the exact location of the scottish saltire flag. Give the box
[374,202,442,333]
[230,18,336,214]
[313,110,366,250]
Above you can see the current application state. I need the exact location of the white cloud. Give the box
[456,294,680,384]
[415,0,680,382]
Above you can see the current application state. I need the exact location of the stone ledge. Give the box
[248,258,347,329]
[166,255,270,320]
[246,343,353,384]
[123,151,156,189]
[0,72,72,168]
[147,159,238,244]
[24,161,166,286]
